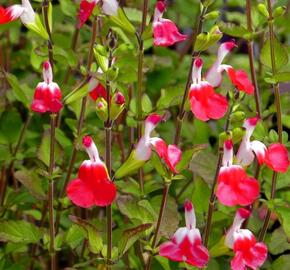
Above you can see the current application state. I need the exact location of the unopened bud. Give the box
[95,97,108,121]
[204,11,220,20]
[273,6,286,18]
[219,131,232,147]
[258,4,269,18]
[232,127,246,144]
[230,111,245,124]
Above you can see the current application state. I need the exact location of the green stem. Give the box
[174,6,207,145]
[145,183,170,270]
[246,0,262,118]
[48,114,57,270]
[258,0,283,241]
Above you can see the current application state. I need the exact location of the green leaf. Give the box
[118,223,152,255]
[194,27,222,51]
[65,224,86,249]
[219,22,252,39]
[64,81,89,105]
[265,72,290,84]
[25,15,49,40]
[189,150,217,185]
[268,227,290,255]
[0,110,22,144]
[69,216,103,254]
[109,8,136,34]
[261,37,289,71]
[48,2,53,32]
[93,46,108,72]
[0,220,41,244]
[14,170,46,200]
[275,206,290,237]
[156,86,183,110]
[59,0,77,17]
[6,73,30,107]
[142,94,153,113]
[209,236,231,257]
[272,255,290,270]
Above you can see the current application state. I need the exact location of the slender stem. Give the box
[202,149,223,247]
[55,16,98,232]
[48,114,57,270]
[246,0,262,118]
[145,183,170,270]
[258,0,283,241]
[42,0,54,70]
[174,6,207,145]
[0,164,6,207]
[105,43,114,269]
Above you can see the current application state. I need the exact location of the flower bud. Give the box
[230,111,245,124]
[204,11,220,20]
[219,131,232,147]
[95,97,108,121]
[232,127,246,144]
[273,6,286,18]
[110,91,125,120]
[258,4,269,18]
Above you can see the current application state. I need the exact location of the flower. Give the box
[88,78,107,101]
[77,0,97,29]
[189,58,228,121]
[77,0,118,29]
[31,61,63,113]
[0,5,24,24]
[217,140,260,206]
[225,208,268,270]
[67,136,116,207]
[114,114,163,179]
[264,143,289,173]
[236,117,267,166]
[159,200,209,267]
[205,41,254,94]
[205,41,236,88]
[20,0,36,25]
[153,1,187,47]
[150,138,182,174]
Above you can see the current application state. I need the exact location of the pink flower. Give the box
[67,136,116,208]
[153,1,187,47]
[236,117,267,166]
[159,200,209,267]
[205,41,236,87]
[189,58,228,121]
[226,67,254,94]
[0,5,24,24]
[88,78,107,101]
[264,143,289,173]
[150,138,182,174]
[31,61,63,114]
[77,0,97,29]
[225,208,268,270]
[217,140,260,206]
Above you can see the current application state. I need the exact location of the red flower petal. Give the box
[217,166,260,206]
[231,251,247,270]
[167,144,182,173]
[227,68,254,94]
[0,6,21,24]
[189,82,228,121]
[67,162,116,207]
[31,99,48,113]
[265,143,289,173]
[89,83,107,101]
[153,19,187,47]
[77,0,96,29]
[159,241,184,262]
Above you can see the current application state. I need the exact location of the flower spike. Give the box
[67,136,116,208]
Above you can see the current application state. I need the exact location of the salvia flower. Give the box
[159,200,209,267]
[153,1,187,47]
[205,42,254,94]
[189,58,228,121]
[205,41,236,88]
[217,140,260,206]
[67,136,116,207]
[31,61,63,114]
[114,114,163,179]
[236,117,267,166]
[0,5,24,24]
[225,208,268,270]
[150,138,182,174]
[264,143,289,173]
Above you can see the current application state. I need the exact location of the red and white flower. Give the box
[264,143,289,173]
[205,41,254,94]
[205,41,236,88]
[88,78,107,101]
[77,0,118,29]
[31,61,63,114]
[150,138,182,174]
[188,58,228,121]
[225,208,268,270]
[67,136,116,208]
[114,114,163,179]
[0,4,24,24]
[217,140,260,206]
[159,200,209,267]
[236,117,267,166]
[153,1,187,47]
